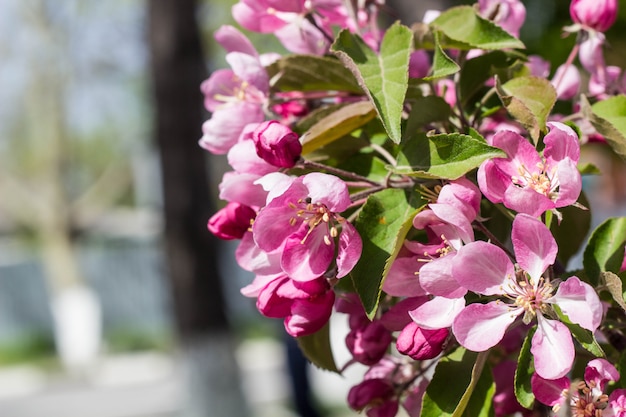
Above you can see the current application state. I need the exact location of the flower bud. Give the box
[345,321,393,365]
[348,379,397,416]
[570,0,617,32]
[252,120,302,168]
[396,322,448,360]
[551,64,580,100]
[207,202,255,240]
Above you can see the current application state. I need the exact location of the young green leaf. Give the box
[495,75,556,143]
[601,271,626,312]
[394,132,506,179]
[421,348,491,417]
[296,321,339,373]
[431,6,525,50]
[583,217,626,286]
[424,31,460,81]
[266,54,362,93]
[404,96,452,138]
[515,326,536,409]
[300,101,376,154]
[349,188,426,319]
[331,22,413,144]
[581,94,626,160]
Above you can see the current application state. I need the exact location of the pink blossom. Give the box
[348,379,398,417]
[254,274,335,337]
[252,120,302,168]
[609,389,626,416]
[533,358,620,415]
[551,64,581,100]
[396,322,448,360]
[409,50,431,79]
[252,173,362,281]
[207,202,256,240]
[199,26,269,154]
[232,0,342,55]
[346,320,393,365]
[477,122,582,217]
[478,0,526,37]
[570,0,618,32]
[452,214,603,380]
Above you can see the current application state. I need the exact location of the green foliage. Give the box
[424,32,460,81]
[431,6,525,51]
[331,22,413,144]
[514,326,536,409]
[296,321,339,373]
[495,75,556,143]
[582,94,626,161]
[394,132,506,179]
[583,217,626,286]
[300,101,376,155]
[267,55,362,94]
[350,188,426,319]
[421,348,493,417]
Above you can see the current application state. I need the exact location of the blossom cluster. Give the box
[200,0,626,415]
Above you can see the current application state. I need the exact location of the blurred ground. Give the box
[0,330,363,417]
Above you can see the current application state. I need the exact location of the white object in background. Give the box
[51,285,102,375]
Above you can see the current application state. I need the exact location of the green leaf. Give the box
[266,55,362,94]
[331,22,413,144]
[581,94,626,160]
[495,76,556,143]
[424,32,460,80]
[350,188,426,318]
[583,217,626,286]
[421,348,491,417]
[554,305,605,358]
[431,6,525,50]
[300,101,376,154]
[296,321,339,373]
[404,96,452,138]
[602,271,626,312]
[459,50,524,108]
[514,326,536,409]
[550,191,591,268]
[394,132,506,179]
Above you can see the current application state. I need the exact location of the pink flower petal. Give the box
[585,358,620,390]
[453,301,520,351]
[544,122,580,163]
[409,296,465,329]
[336,222,363,278]
[553,158,582,208]
[511,214,557,281]
[503,185,554,217]
[282,227,334,281]
[531,373,569,407]
[553,276,603,331]
[302,173,351,211]
[419,254,467,298]
[531,316,575,380]
[453,241,513,296]
[477,160,508,203]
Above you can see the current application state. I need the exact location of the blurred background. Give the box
[0,0,625,417]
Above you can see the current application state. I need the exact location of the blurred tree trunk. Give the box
[147,1,250,416]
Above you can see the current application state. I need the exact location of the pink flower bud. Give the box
[207,202,255,240]
[348,379,397,415]
[252,120,302,168]
[396,322,448,360]
[551,64,580,100]
[570,0,617,32]
[345,321,393,365]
